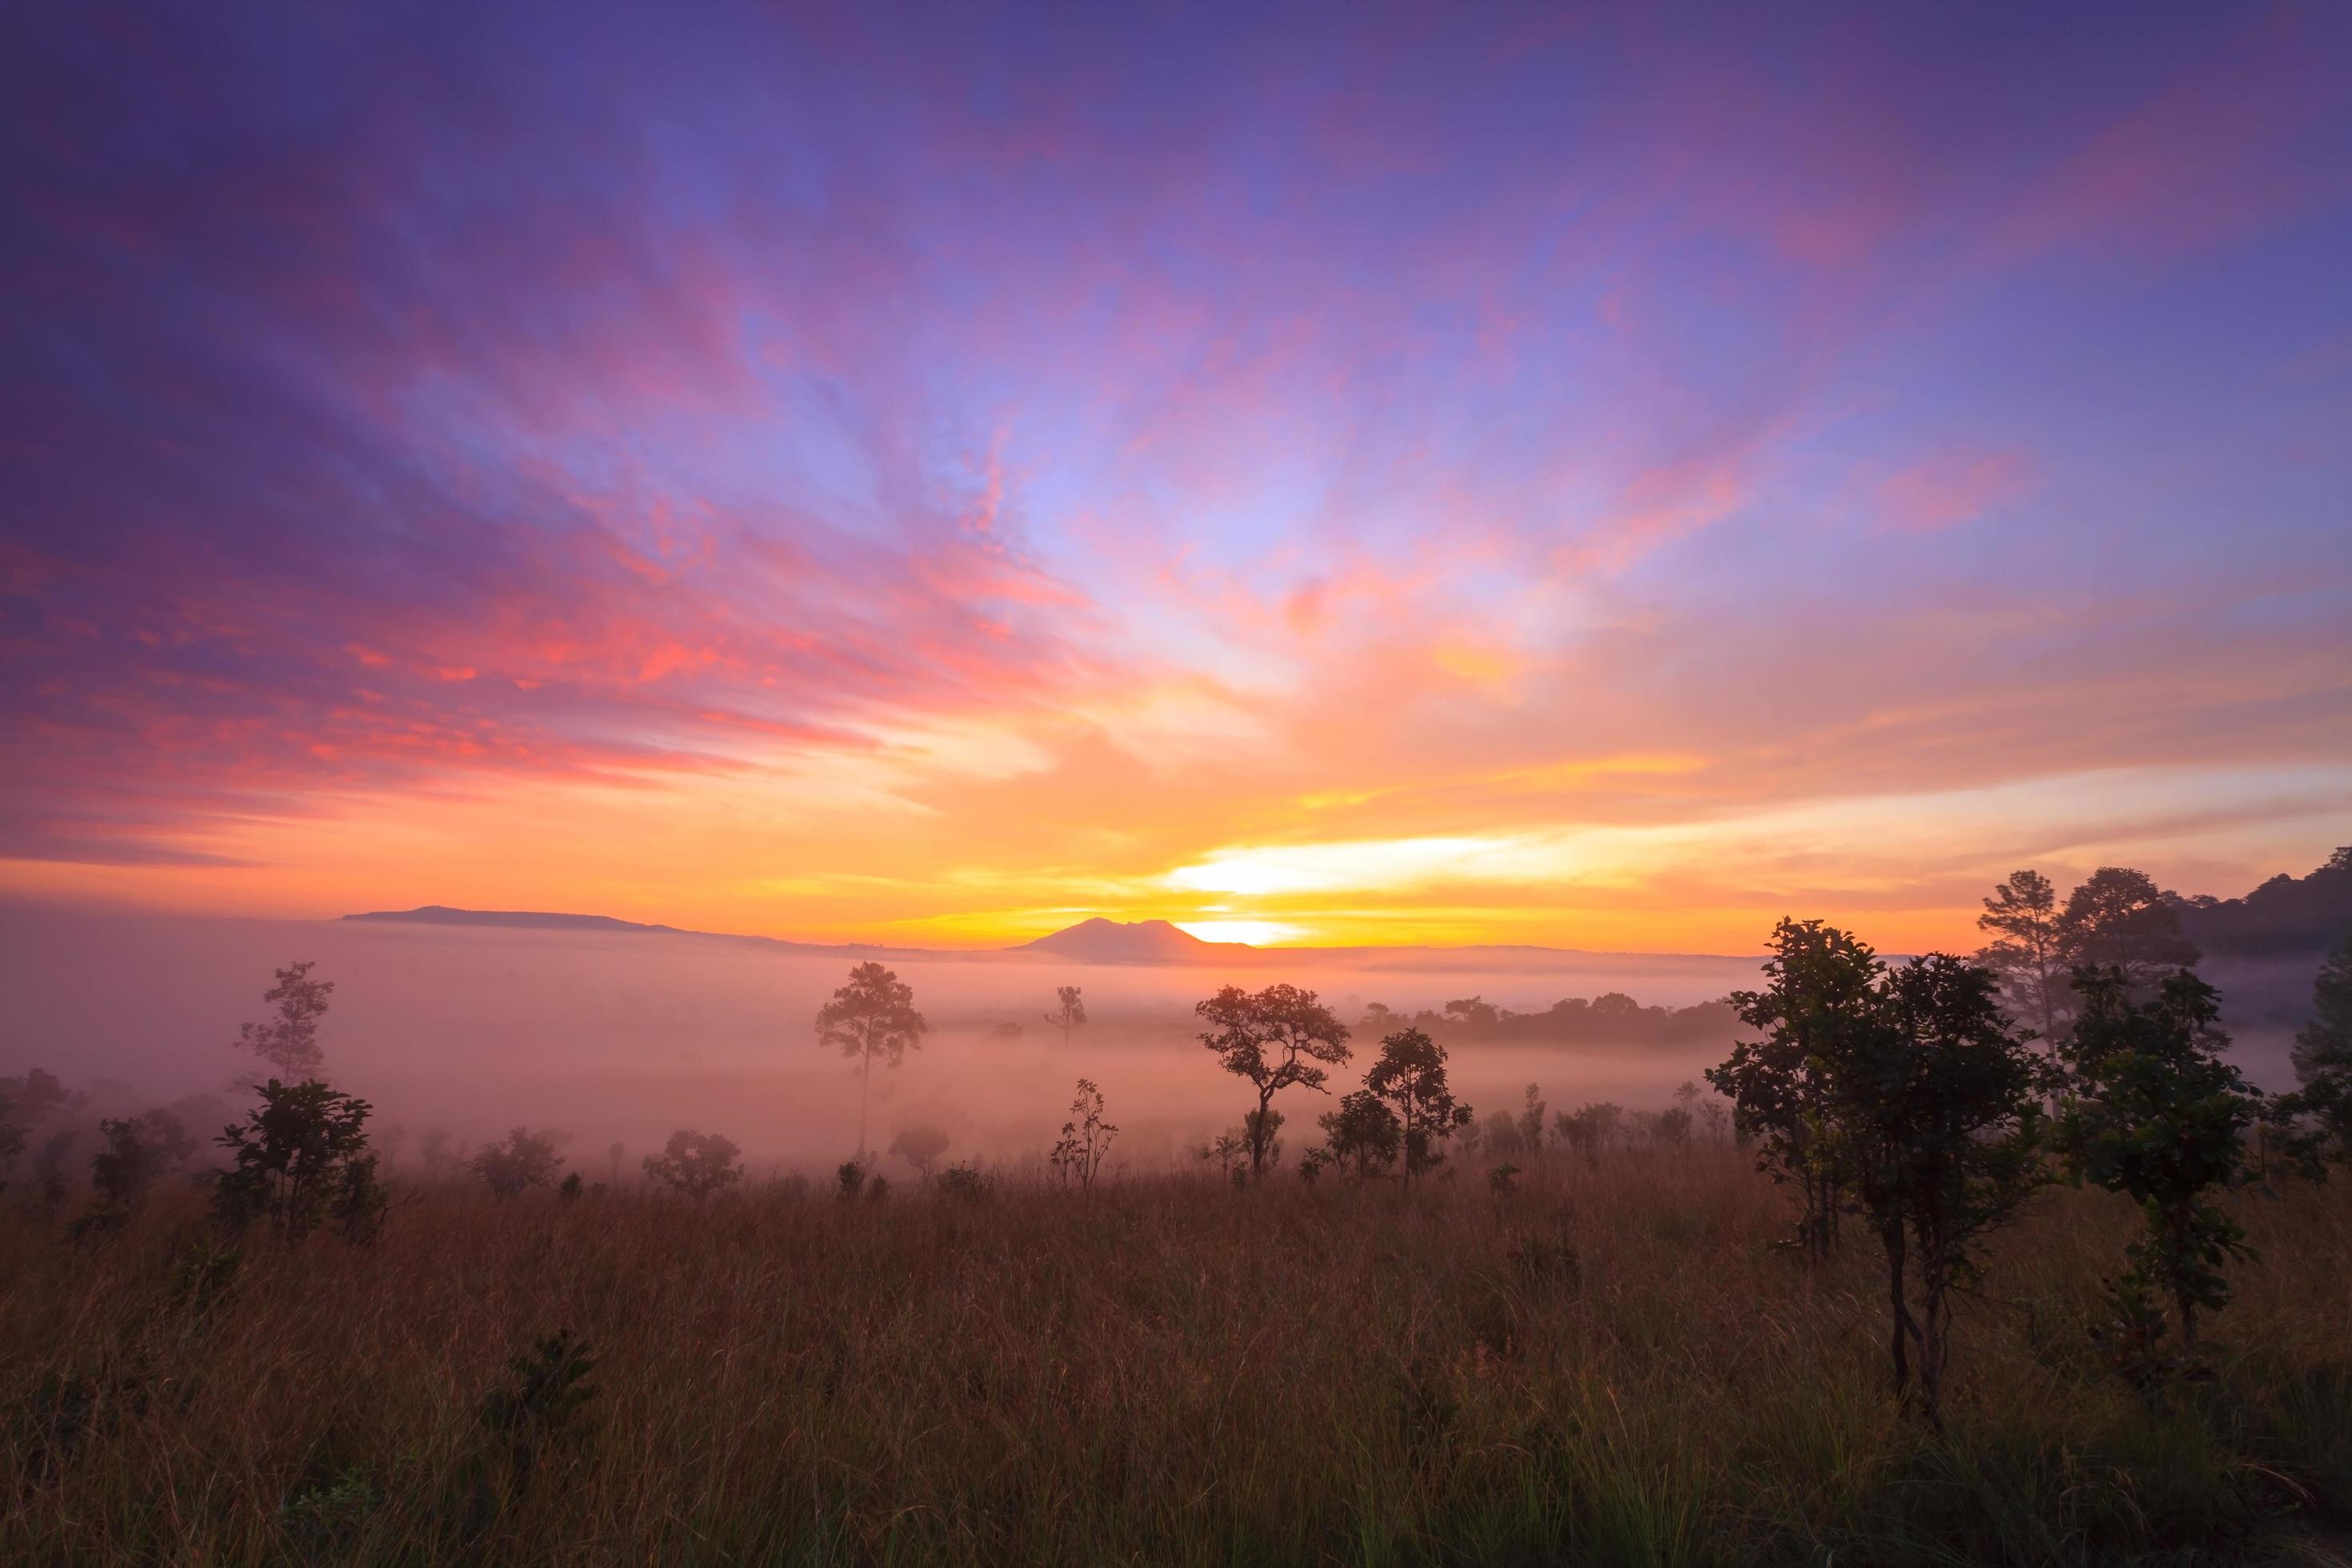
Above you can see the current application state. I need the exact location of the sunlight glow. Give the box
[1172,918,1308,946]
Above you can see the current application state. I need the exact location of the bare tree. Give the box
[1043,985,1088,1047]
[814,962,927,1158]
[1048,1078,1118,1196]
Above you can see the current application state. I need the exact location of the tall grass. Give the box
[3,1149,2346,1565]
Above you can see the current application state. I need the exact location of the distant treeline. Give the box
[1357,993,1737,1047]
[2174,846,2352,958]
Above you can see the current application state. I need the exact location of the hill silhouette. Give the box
[1016,917,1251,963]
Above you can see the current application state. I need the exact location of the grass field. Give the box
[5,1149,2349,1566]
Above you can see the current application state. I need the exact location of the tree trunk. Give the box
[858,1051,872,1159]
[1882,1218,1911,1409]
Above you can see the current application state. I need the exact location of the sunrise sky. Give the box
[4,3,2349,954]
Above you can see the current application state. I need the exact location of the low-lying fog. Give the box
[0,904,2318,1180]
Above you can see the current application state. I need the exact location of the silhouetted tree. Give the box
[1048,1078,1118,1195]
[473,1127,566,1199]
[213,1078,375,1245]
[1554,1101,1624,1162]
[233,961,334,1084]
[815,962,927,1158]
[1362,1027,1470,1190]
[1043,985,1088,1047]
[1518,1083,1547,1157]
[642,1129,744,1198]
[889,1123,951,1180]
[90,1109,196,1210]
[1195,983,1350,1178]
[1651,1106,1693,1148]
[2059,868,2199,989]
[1318,1090,1401,1180]
[0,1067,81,1194]
[2060,968,2278,1366]
[1978,870,2067,1045]
[1842,955,2050,1427]
[2290,931,2352,1160]
[1710,918,1880,1262]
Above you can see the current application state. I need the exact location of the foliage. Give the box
[642,1129,745,1199]
[472,1127,565,1199]
[1042,984,1088,1046]
[1708,918,1881,1262]
[2059,868,2200,987]
[1362,1027,1471,1188]
[1978,868,2067,1044]
[2288,930,2352,1159]
[815,962,927,1156]
[211,1078,375,1244]
[0,1067,82,1192]
[1316,1090,1400,1181]
[1195,983,1350,1178]
[1554,1102,1623,1162]
[480,1329,596,1494]
[90,1109,196,1210]
[233,961,334,1082]
[889,1124,951,1179]
[2058,968,2279,1362]
[835,1159,866,1199]
[1047,1079,1117,1194]
[1837,954,2052,1426]
[933,1161,987,1200]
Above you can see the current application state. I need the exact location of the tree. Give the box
[2289,931,2352,1159]
[889,1123,951,1180]
[1317,1090,1401,1181]
[1554,1101,1623,1162]
[1709,918,1882,1262]
[90,1109,196,1210]
[1978,870,2066,1045]
[233,961,334,1083]
[213,1078,376,1244]
[1195,983,1351,1178]
[1518,1082,1547,1157]
[1652,1106,1693,1148]
[1042,986,1088,1047]
[1841,955,2050,1427]
[0,1067,82,1193]
[815,962,927,1158]
[419,1127,453,1179]
[2060,967,2275,1364]
[473,1127,566,1199]
[1047,1078,1118,1195]
[2059,868,2199,990]
[642,1129,744,1198]
[1362,1027,1471,1190]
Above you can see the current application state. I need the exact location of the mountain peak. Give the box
[1015,917,1248,962]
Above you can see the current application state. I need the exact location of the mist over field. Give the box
[2,902,2318,1182]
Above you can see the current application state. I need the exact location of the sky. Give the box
[2,2,2349,955]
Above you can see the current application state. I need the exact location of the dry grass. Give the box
[4,1149,2349,1565]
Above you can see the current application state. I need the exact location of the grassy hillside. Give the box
[4,1154,2348,1565]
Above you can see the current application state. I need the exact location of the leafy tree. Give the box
[2059,868,2199,989]
[233,961,334,1083]
[1518,1082,1547,1157]
[814,962,927,1158]
[1047,1078,1118,1194]
[90,1109,196,1210]
[1651,1106,1694,1148]
[1709,918,1882,1262]
[0,1067,82,1194]
[2289,931,2352,1159]
[1978,870,2067,1045]
[1362,1027,1471,1189]
[1195,983,1351,1178]
[1042,985,1088,1047]
[1478,1106,1526,1161]
[642,1129,744,1198]
[2060,968,2278,1362]
[889,1123,951,1180]
[1317,1090,1401,1180]
[212,1078,375,1245]
[473,1127,566,1199]
[1840,955,2050,1427]
[1554,1101,1623,1162]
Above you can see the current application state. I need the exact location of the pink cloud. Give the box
[1875,450,2032,534]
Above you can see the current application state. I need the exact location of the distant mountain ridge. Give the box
[1016,917,1250,963]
